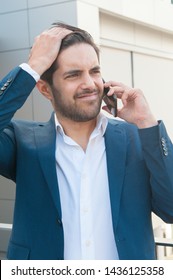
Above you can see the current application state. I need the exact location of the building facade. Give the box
[0,0,173,258]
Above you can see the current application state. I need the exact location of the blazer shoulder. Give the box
[107,118,138,133]
[11,114,54,132]
[11,119,45,130]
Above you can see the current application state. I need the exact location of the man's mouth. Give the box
[75,91,99,101]
[77,93,98,100]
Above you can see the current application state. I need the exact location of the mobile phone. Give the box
[102,79,117,117]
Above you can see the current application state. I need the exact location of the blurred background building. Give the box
[0,0,173,259]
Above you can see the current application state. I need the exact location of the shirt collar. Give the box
[54,113,108,139]
[94,112,108,137]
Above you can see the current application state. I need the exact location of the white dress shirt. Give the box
[55,113,119,260]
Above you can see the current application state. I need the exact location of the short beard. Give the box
[51,87,102,122]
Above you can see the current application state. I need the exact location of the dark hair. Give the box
[40,22,100,85]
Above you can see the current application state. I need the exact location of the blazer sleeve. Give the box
[138,121,173,223]
[0,67,36,180]
[0,66,36,131]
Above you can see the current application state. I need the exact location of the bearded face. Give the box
[48,43,104,123]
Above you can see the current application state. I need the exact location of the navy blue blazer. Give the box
[0,67,173,260]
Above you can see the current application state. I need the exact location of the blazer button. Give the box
[164,151,168,156]
[6,78,13,84]
[4,82,9,87]
[7,78,13,83]
[161,137,166,143]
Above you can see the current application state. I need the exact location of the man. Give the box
[0,22,173,260]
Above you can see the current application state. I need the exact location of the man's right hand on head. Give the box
[28,27,72,76]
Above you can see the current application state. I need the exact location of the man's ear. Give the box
[36,79,53,101]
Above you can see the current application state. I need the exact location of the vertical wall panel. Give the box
[28,0,70,8]
[133,53,173,139]
[100,46,132,85]
[28,2,77,45]
[0,0,27,13]
[0,50,29,76]
[0,11,29,52]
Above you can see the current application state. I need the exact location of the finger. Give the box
[47,27,72,38]
[106,86,124,96]
[104,81,124,88]
[121,92,128,107]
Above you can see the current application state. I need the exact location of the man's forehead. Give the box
[57,43,99,70]
[59,43,98,60]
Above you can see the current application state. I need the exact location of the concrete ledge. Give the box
[0,223,12,230]
[155,237,173,247]
[0,223,12,254]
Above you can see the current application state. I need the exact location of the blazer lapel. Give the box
[34,114,62,219]
[104,121,127,232]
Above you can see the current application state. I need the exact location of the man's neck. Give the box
[56,115,97,151]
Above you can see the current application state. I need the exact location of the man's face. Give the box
[50,43,103,122]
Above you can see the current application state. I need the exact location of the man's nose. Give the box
[80,74,95,90]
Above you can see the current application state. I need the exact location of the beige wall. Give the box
[100,12,173,139]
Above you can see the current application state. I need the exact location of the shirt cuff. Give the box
[19,63,40,82]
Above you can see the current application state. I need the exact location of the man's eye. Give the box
[92,69,101,74]
[66,73,79,78]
